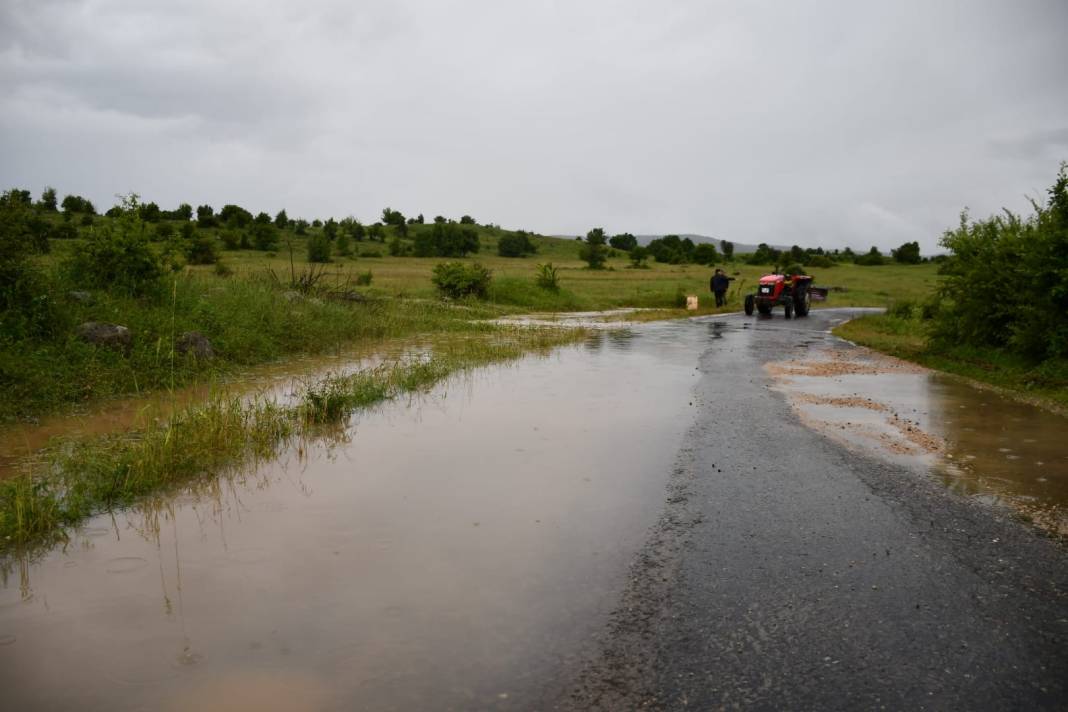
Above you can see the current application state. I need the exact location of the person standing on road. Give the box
[710,268,733,308]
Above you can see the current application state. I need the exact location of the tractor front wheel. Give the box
[784,301,794,319]
[744,294,755,316]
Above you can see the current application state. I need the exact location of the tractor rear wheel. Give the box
[796,289,811,317]
[744,294,755,316]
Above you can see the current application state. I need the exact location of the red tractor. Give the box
[744,271,828,318]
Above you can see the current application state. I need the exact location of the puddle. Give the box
[770,347,1068,535]
[489,308,650,328]
[0,321,707,710]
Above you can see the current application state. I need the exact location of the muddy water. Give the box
[0,337,434,478]
[0,323,704,711]
[771,346,1068,535]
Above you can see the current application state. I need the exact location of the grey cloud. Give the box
[1,0,1067,251]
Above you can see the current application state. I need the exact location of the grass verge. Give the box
[0,326,584,550]
[835,314,1068,412]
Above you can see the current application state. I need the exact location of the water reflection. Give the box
[0,320,708,710]
[770,347,1068,535]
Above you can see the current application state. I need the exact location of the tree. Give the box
[855,246,885,266]
[139,202,161,222]
[323,218,338,240]
[721,240,734,260]
[790,245,806,263]
[416,214,425,224]
[498,231,538,257]
[414,221,480,257]
[274,209,289,229]
[174,203,193,220]
[196,204,217,227]
[381,207,405,226]
[61,194,95,214]
[307,232,332,262]
[891,241,922,264]
[335,229,351,256]
[219,204,253,228]
[693,242,720,265]
[579,227,608,269]
[39,187,58,212]
[459,215,476,225]
[250,222,277,251]
[646,234,694,264]
[609,233,638,251]
[628,246,650,268]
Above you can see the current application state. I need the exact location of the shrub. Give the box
[250,222,278,251]
[355,270,373,286]
[186,234,220,265]
[432,262,492,299]
[220,229,242,250]
[933,164,1068,359]
[535,263,560,291]
[855,247,886,266]
[214,260,234,277]
[887,299,916,319]
[806,255,835,268]
[64,203,163,296]
[693,243,719,265]
[307,232,332,263]
[335,230,352,256]
[498,231,538,257]
[628,246,650,268]
[155,222,175,241]
[580,228,608,269]
[0,196,63,338]
[609,233,638,251]
[414,222,480,257]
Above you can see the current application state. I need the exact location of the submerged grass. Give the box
[0,326,584,549]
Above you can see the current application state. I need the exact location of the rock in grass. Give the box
[77,322,132,353]
[175,331,214,360]
[68,290,94,304]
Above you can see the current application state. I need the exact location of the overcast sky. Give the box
[2,0,1066,251]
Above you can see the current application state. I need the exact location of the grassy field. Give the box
[835,314,1068,412]
[6,224,940,423]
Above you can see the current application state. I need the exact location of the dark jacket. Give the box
[710,274,732,292]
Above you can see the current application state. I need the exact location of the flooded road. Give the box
[2,309,1067,710]
[0,323,704,711]
[768,344,1068,535]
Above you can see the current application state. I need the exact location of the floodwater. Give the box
[0,337,436,478]
[0,322,705,711]
[770,345,1068,536]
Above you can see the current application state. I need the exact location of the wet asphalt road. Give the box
[563,308,1068,711]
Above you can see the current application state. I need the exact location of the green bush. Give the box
[251,222,278,251]
[355,270,373,286]
[933,164,1068,359]
[0,196,64,338]
[535,262,560,291]
[580,228,608,269]
[307,232,332,263]
[806,255,835,268]
[186,234,220,265]
[220,229,242,250]
[431,262,492,299]
[414,222,480,257]
[64,201,163,297]
[498,231,538,257]
[887,299,916,319]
